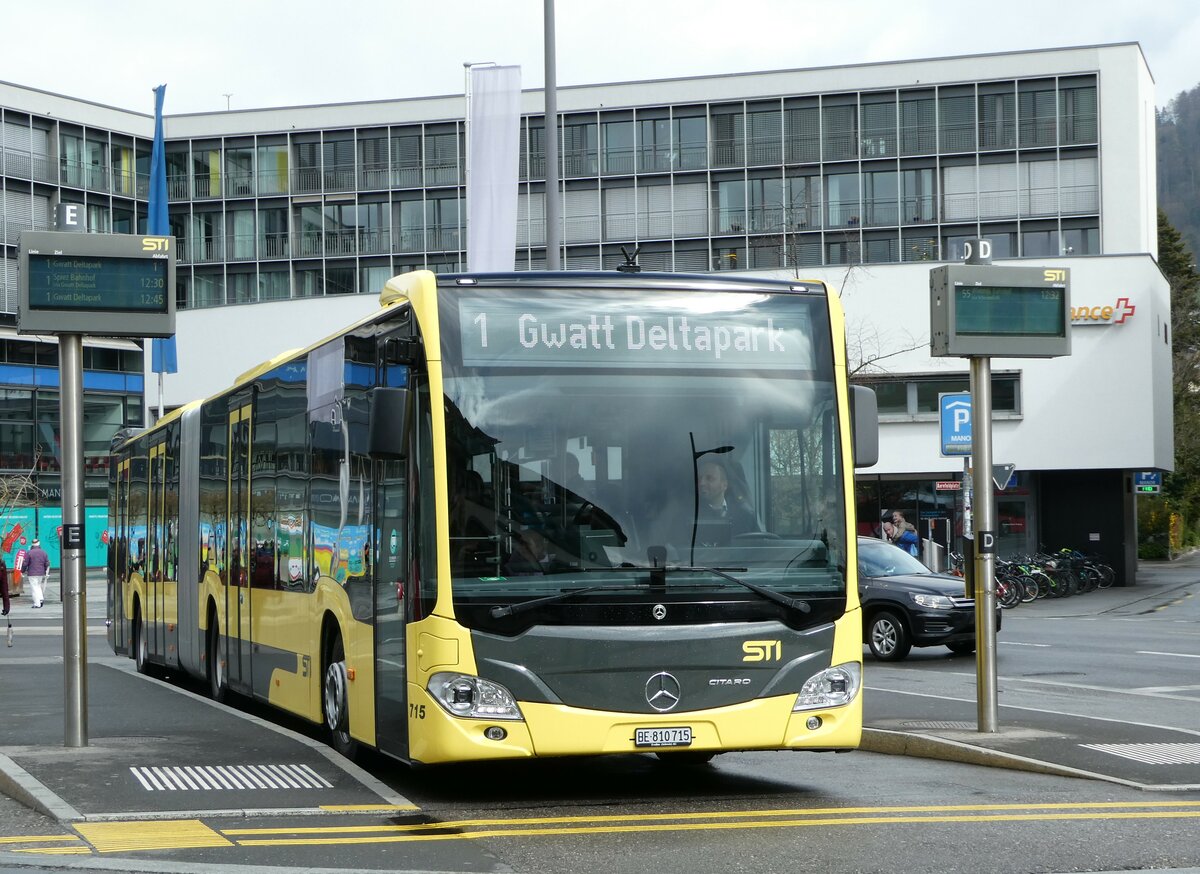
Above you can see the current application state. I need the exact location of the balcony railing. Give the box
[168,174,190,200]
[193,172,222,199]
[261,232,290,260]
[190,235,224,263]
[111,169,137,197]
[226,170,255,198]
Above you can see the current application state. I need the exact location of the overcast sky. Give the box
[3,0,1198,116]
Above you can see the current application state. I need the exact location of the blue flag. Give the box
[149,84,177,374]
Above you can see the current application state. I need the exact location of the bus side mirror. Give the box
[850,385,878,468]
[369,386,412,459]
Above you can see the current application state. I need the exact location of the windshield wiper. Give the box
[681,564,812,614]
[489,583,639,618]
[490,564,812,618]
[588,563,811,614]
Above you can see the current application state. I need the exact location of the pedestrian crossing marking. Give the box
[1081,743,1200,765]
[129,763,333,791]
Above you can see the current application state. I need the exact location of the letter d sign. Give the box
[963,237,992,265]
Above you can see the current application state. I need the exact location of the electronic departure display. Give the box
[25,254,168,313]
[930,264,1070,358]
[17,230,176,338]
[456,292,816,371]
[953,285,1066,336]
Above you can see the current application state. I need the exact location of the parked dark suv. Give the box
[857,536,998,661]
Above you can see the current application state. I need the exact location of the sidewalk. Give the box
[861,554,1200,791]
[3,568,108,627]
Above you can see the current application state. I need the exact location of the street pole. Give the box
[59,333,88,747]
[543,0,561,270]
[969,355,998,733]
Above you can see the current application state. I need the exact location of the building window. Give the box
[863,170,898,226]
[978,89,1016,150]
[857,373,1020,418]
[637,117,671,173]
[1021,229,1059,257]
[1060,83,1097,145]
[601,120,634,175]
[785,103,820,164]
[939,94,976,153]
[822,103,857,161]
[746,108,781,165]
[674,116,707,171]
[561,120,597,178]
[860,98,897,158]
[1018,82,1057,148]
[710,107,745,168]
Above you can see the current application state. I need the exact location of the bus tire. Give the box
[133,602,149,675]
[323,631,358,760]
[207,617,226,704]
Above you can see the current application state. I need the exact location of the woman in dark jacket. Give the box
[1,556,10,616]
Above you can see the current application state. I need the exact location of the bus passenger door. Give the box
[111,459,131,655]
[148,443,165,662]
[227,401,253,692]
[373,349,411,759]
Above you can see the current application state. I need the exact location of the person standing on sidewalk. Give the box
[1,554,10,616]
[25,539,50,609]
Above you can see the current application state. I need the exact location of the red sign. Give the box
[935,481,962,491]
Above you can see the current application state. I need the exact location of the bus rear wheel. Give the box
[133,604,149,675]
[323,633,358,760]
[207,620,226,704]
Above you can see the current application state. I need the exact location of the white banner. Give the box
[467,64,521,272]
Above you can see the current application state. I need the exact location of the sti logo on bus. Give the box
[142,237,170,252]
[1044,269,1066,282]
[742,640,782,662]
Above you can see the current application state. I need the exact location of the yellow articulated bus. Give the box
[109,270,878,765]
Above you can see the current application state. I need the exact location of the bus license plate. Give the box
[634,727,693,748]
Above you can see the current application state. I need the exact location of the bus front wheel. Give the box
[323,633,358,760]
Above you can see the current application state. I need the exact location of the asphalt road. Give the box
[0,565,1197,873]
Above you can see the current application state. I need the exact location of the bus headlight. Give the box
[428,672,524,721]
[792,662,861,712]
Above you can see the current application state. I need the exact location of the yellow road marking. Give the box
[222,799,1200,836]
[0,835,81,844]
[75,819,233,853]
[231,809,1200,846]
[15,846,94,855]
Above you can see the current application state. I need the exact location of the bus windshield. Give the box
[438,284,847,630]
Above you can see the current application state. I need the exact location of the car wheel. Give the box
[946,640,976,655]
[868,610,911,661]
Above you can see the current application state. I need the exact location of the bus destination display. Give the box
[25,253,168,313]
[457,294,815,370]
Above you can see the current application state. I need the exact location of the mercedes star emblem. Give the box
[652,603,667,621]
[645,671,682,712]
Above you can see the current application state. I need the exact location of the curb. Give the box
[860,728,1146,789]
[0,752,82,821]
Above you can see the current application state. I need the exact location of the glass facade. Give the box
[0,72,1102,314]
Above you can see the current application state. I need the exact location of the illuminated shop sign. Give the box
[1070,297,1135,326]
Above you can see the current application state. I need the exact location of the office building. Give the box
[0,43,1170,578]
